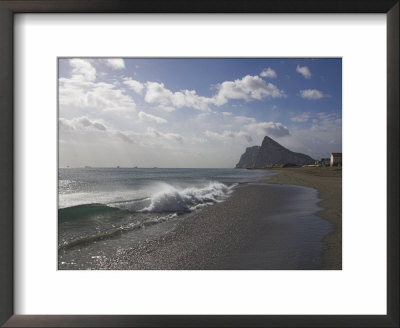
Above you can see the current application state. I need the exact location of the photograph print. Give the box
[58,58,342,270]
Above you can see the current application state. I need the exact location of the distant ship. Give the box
[116,166,120,168]
[84,166,91,168]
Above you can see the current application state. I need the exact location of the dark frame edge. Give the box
[1,0,399,327]
[387,2,400,327]
[2,314,400,328]
[0,0,14,327]
[0,0,398,13]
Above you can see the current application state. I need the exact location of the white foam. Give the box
[142,181,232,213]
[58,180,237,211]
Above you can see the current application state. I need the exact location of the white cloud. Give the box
[59,116,107,131]
[123,78,144,94]
[213,75,285,106]
[93,122,107,130]
[191,136,207,143]
[77,117,92,127]
[290,112,311,123]
[69,59,96,81]
[59,79,136,112]
[260,67,277,78]
[242,134,253,142]
[144,82,212,112]
[60,59,136,114]
[59,118,75,131]
[166,133,184,142]
[156,105,176,112]
[205,130,234,139]
[300,89,324,100]
[115,131,133,143]
[79,117,107,131]
[205,130,253,143]
[197,112,210,120]
[138,111,167,124]
[60,116,137,146]
[144,82,173,106]
[147,127,184,142]
[234,116,256,124]
[245,121,290,138]
[142,75,285,111]
[60,116,186,149]
[315,112,342,125]
[105,58,125,69]
[296,65,312,79]
[280,111,342,159]
[59,59,340,168]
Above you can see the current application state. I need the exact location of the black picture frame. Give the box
[0,0,398,327]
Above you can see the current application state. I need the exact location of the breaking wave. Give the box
[58,181,236,249]
[142,181,234,213]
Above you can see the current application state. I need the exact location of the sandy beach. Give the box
[59,168,341,270]
[262,166,342,269]
[101,183,333,270]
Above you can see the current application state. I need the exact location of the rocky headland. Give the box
[236,136,314,168]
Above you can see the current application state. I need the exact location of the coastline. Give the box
[101,183,330,270]
[261,166,342,270]
[58,168,341,270]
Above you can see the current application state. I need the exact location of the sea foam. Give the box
[142,181,233,213]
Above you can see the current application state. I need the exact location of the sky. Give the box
[58,58,342,168]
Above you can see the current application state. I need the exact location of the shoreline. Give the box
[260,166,342,270]
[99,183,330,270]
[58,168,341,270]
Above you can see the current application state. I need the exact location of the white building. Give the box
[330,153,342,166]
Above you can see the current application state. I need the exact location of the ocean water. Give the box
[58,168,271,269]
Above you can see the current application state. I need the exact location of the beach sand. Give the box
[104,183,333,270]
[61,167,342,270]
[262,166,342,269]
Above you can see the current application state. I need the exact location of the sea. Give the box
[58,167,272,269]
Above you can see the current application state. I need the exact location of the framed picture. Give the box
[0,0,398,327]
[57,57,342,271]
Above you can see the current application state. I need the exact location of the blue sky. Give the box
[59,58,342,168]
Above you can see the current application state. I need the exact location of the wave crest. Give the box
[142,182,233,213]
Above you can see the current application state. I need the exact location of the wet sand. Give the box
[104,184,333,270]
[262,166,342,269]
